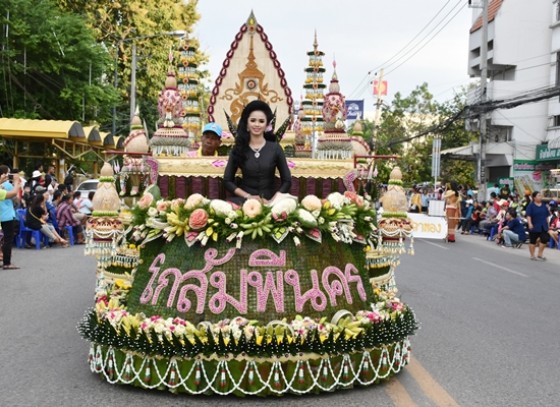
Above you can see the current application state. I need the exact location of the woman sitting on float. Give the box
[223,100,292,204]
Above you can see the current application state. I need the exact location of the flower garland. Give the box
[86,340,412,396]
[78,276,416,359]
[129,192,378,249]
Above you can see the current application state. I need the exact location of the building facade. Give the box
[467,0,554,192]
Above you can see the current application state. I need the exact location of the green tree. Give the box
[0,0,117,121]
[373,83,476,187]
[375,83,436,185]
[436,90,477,188]
[57,0,202,136]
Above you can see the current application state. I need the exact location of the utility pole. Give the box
[371,68,385,155]
[478,0,489,199]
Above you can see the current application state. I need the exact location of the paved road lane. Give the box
[1,233,559,406]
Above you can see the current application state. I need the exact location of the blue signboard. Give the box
[345,100,364,120]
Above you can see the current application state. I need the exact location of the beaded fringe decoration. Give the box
[85,229,127,269]
[152,144,190,157]
[88,338,411,396]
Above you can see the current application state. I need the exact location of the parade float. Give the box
[79,12,417,396]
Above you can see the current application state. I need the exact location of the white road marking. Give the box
[472,257,528,278]
[420,239,449,250]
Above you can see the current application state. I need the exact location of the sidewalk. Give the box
[456,232,560,262]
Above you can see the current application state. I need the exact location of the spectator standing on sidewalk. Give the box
[0,166,22,270]
[526,191,549,261]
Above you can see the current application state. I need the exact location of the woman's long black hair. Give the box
[231,100,276,163]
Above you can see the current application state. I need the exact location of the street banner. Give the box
[408,213,447,239]
[373,80,388,96]
[345,100,364,120]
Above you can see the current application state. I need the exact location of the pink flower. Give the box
[137,193,154,210]
[242,198,262,218]
[388,301,404,311]
[344,191,364,207]
[184,193,205,210]
[188,208,209,230]
[156,201,169,213]
[301,195,322,212]
[170,198,185,212]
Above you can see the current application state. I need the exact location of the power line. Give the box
[348,0,460,99]
[383,84,560,148]
[384,2,467,77]
[368,0,459,75]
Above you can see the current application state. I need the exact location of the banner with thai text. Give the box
[407,213,447,239]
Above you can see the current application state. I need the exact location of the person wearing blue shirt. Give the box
[501,209,526,248]
[526,191,549,261]
[0,165,22,270]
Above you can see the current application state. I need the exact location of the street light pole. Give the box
[129,41,137,121]
[112,44,119,137]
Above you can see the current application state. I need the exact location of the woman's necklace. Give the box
[249,141,266,158]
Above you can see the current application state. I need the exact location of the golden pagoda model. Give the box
[84,162,125,268]
[150,65,190,156]
[297,31,326,157]
[317,62,352,160]
[177,35,203,144]
[118,109,150,197]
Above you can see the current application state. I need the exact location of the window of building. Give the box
[490,126,513,142]
[488,166,511,182]
[553,115,560,127]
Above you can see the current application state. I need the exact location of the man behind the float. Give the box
[188,122,222,157]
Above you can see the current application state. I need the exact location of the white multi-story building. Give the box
[546,1,560,149]
[459,0,560,192]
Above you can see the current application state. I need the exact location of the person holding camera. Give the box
[0,165,22,270]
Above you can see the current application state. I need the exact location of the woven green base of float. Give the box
[87,338,411,396]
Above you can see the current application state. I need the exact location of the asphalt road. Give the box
[1,233,559,407]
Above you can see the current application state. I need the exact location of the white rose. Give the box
[327,192,345,210]
[173,324,186,336]
[153,321,165,334]
[301,195,322,212]
[296,208,317,227]
[184,193,207,210]
[271,198,297,217]
[210,199,233,217]
[147,207,158,217]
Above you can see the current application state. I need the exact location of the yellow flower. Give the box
[121,314,140,336]
[115,279,131,290]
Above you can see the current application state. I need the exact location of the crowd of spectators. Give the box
[408,183,557,260]
[0,163,92,269]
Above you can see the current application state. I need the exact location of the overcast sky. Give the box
[194,0,478,111]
